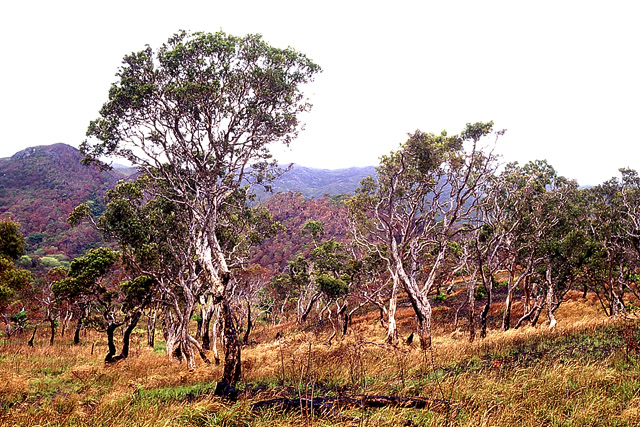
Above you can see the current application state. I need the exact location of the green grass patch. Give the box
[133,382,217,405]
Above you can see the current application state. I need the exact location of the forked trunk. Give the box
[396,264,432,349]
[112,309,143,362]
[196,235,241,382]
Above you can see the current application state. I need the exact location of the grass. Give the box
[2,292,640,426]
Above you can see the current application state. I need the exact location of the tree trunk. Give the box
[49,319,56,346]
[163,311,183,361]
[467,276,476,343]
[61,311,72,338]
[105,322,118,362]
[242,297,252,345]
[530,303,544,327]
[299,292,321,323]
[73,317,82,345]
[146,307,157,348]
[181,300,196,371]
[201,297,216,351]
[386,276,399,346]
[416,307,432,349]
[188,334,211,364]
[502,285,515,332]
[195,303,203,340]
[222,296,241,384]
[28,325,38,346]
[523,276,531,313]
[545,267,557,329]
[211,307,221,365]
[479,274,492,339]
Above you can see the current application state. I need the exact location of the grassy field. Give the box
[2,292,640,426]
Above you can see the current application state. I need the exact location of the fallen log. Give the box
[251,395,454,415]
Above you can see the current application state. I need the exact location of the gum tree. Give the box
[349,123,501,348]
[81,30,319,383]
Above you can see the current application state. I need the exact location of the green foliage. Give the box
[434,292,447,302]
[39,254,70,269]
[474,280,487,300]
[0,224,32,308]
[0,219,25,260]
[302,220,325,243]
[120,275,155,308]
[316,274,349,299]
[52,247,119,299]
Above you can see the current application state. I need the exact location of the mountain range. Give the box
[0,143,373,263]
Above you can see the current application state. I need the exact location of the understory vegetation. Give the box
[2,291,640,426]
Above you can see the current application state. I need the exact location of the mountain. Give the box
[0,143,371,271]
[254,165,375,200]
[0,143,130,265]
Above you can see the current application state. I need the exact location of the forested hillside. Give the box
[0,144,131,269]
[0,143,363,273]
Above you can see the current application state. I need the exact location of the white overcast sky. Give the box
[0,0,638,186]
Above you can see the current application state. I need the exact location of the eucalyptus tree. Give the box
[81,30,319,383]
[581,170,640,316]
[52,248,121,356]
[39,266,68,345]
[513,161,582,329]
[483,162,552,331]
[348,122,501,348]
[52,248,148,359]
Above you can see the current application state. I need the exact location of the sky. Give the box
[1,0,639,186]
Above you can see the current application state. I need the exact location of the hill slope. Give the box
[0,143,127,261]
[0,143,371,267]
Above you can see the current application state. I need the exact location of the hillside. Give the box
[0,143,370,270]
[2,287,638,426]
[0,143,130,264]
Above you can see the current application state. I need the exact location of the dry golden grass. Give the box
[2,291,640,426]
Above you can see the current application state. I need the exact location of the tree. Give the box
[581,170,640,316]
[348,123,501,348]
[52,248,120,355]
[81,30,320,384]
[0,220,32,338]
[513,161,581,329]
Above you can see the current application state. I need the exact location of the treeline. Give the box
[2,122,640,382]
